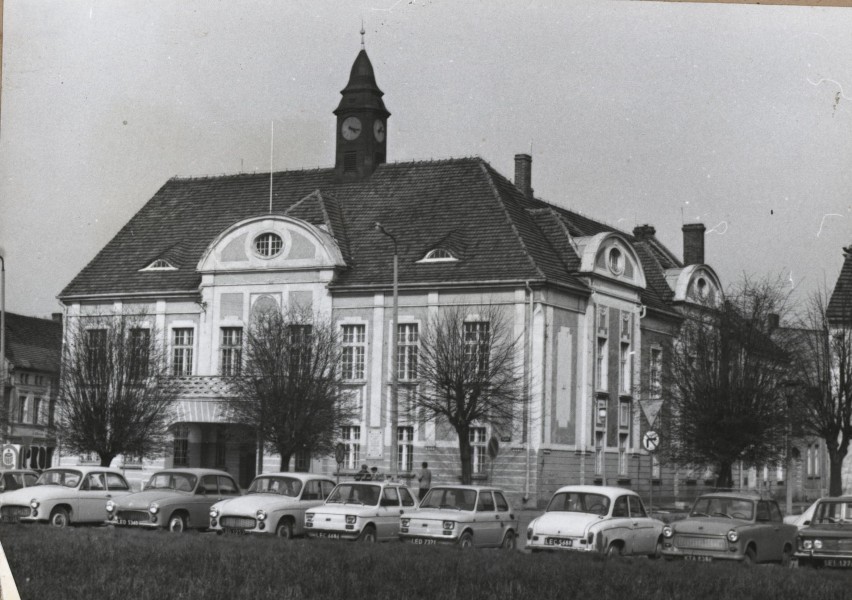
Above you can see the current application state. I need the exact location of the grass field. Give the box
[1,524,851,600]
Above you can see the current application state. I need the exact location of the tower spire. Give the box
[360,20,365,49]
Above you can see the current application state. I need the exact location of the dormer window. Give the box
[140,259,177,272]
[608,247,624,276]
[417,248,458,263]
[254,232,283,258]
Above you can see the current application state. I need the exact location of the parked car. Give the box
[526,485,663,557]
[0,466,131,527]
[661,492,797,565]
[304,480,416,542]
[106,468,240,532]
[399,485,518,549]
[209,473,336,538]
[0,470,39,494]
[795,496,852,568]
[784,499,818,529]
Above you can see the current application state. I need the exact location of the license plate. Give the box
[412,538,436,545]
[824,559,852,568]
[545,538,573,547]
[1,516,18,524]
[116,519,140,527]
[684,555,713,562]
[224,528,246,535]
[315,532,340,539]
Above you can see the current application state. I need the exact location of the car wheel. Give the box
[501,530,516,551]
[744,546,757,566]
[606,542,623,558]
[649,538,663,560]
[458,532,474,549]
[50,507,70,528]
[276,520,294,539]
[358,525,377,543]
[168,514,187,533]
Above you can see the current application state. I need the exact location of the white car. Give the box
[784,500,818,529]
[526,485,664,557]
[0,466,131,527]
[209,473,336,538]
[305,480,417,542]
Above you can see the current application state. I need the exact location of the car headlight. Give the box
[30,499,40,509]
[814,540,823,549]
[346,515,357,525]
[662,525,673,538]
[443,521,455,530]
[401,518,410,527]
[527,527,533,540]
[256,509,267,522]
[726,529,739,543]
[106,500,115,513]
[305,513,314,523]
[209,508,219,519]
[149,502,159,514]
[803,539,813,550]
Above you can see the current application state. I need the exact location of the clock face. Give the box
[373,119,386,142]
[341,116,362,141]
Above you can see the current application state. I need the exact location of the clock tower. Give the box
[334,48,390,182]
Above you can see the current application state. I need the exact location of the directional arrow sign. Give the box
[642,430,660,453]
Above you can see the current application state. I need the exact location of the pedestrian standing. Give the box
[417,461,432,500]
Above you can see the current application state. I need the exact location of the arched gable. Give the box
[197,216,345,273]
[575,232,646,289]
[666,264,722,303]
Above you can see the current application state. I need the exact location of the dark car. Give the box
[795,496,852,568]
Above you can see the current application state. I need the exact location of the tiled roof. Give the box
[4,312,62,374]
[828,248,852,323]
[59,156,686,317]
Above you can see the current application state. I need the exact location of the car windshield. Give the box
[145,472,197,492]
[248,476,303,497]
[813,501,852,526]
[34,469,82,488]
[545,492,611,516]
[690,497,755,520]
[419,487,477,511]
[326,483,380,506]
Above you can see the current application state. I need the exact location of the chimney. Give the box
[633,224,656,241]
[768,313,780,331]
[514,154,533,198]
[682,223,706,266]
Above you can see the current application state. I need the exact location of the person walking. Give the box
[417,462,432,500]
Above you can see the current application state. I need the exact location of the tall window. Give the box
[618,400,631,430]
[397,324,419,381]
[341,426,361,470]
[17,396,28,423]
[341,324,366,380]
[87,328,108,376]
[294,449,311,473]
[287,325,313,374]
[618,433,629,476]
[464,322,490,376]
[173,425,189,467]
[650,347,662,398]
[470,427,486,474]
[32,398,42,425]
[129,328,150,380]
[398,426,413,473]
[172,328,194,376]
[220,327,243,376]
[619,342,631,393]
[596,338,608,391]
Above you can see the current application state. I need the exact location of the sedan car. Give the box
[526,485,663,557]
[209,473,335,538]
[106,468,240,532]
[795,496,852,568]
[399,485,518,549]
[305,480,416,542]
[661,492,797,565]
[0,466,131,527]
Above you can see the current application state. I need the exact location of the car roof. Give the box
[427,484,508,493]
[815,496,852,502]
[1,469,38,475]
[45,466,125,475]
[697,492,762,501]
[150,468,235,478]
[552,485,638,500]
[253,472,334,482]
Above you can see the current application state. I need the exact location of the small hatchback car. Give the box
[107,468,241,532]
[795,496,852,568]
[526,485,663,557]
[661,492,797,565]
[399,485,519,549]
[209,473,336,538]
[305,480,416,542]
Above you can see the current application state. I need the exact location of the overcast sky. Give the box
[1,0,850,318]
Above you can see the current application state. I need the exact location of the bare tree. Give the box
[662,277,790,489]
[790,289,852,496]
[226,307,353,471]
[413,304,524,484]
[58,313,177,467]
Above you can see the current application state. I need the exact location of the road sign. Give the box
[642,430,660,453]
[334,442,345,465]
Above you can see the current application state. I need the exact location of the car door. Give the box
[609,495,634,554]
[494,491,514,545]
[377,487,402,540]
[628,495,656,555]
[754,501,775,561]
[767,501,787,561]
[77,473,109,522]
[191,475,221,526]
[475,491,501,547]
[104,473,131,514]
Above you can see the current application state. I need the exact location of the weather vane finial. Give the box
[360,20,365,49]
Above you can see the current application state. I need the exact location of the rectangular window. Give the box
[294,449,311,473]
[397,324,419,381]
[650,348,662,398]
[287,325,313,374]
[341,324,366,380]
[464,322,491,376]
[397,426,414,473]
[173,425,189,467]
[341,426,361,470]
[621,312,631,341]
[470,427,486,474]
[618,400,631,429]
[172,328,194,376]
[618,433,629,476]
[596,338,608,391]
[620,342,631,393]
[220,327,243,376]
[598,306,608,335]
[32,398,42,425]
[17,396,27,424]
[129,328,150,380]
[595,431,605,475]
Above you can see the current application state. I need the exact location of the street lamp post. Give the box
[375,222,399,480]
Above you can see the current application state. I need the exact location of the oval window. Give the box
[254,233,283,258]
[608,247,624,275]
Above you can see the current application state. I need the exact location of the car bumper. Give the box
[661,548,743,562]
[304,527,360,541]
[399,533,459,545]
[795,552,852,568]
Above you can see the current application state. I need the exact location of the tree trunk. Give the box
[279,452,291,472]
[717,461,734,490]
[456,426,472,485]
[99,453,116,468]
[826,437,848,497]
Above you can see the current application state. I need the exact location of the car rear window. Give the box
[546,492,610,516]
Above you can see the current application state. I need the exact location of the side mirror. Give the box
[803,520,811,526]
